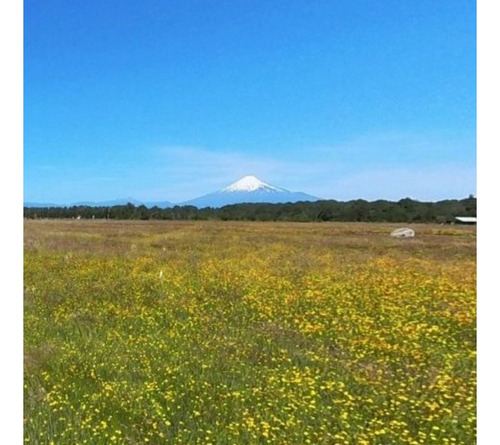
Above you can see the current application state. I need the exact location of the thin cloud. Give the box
[153,146,303,200]
[151,131,476,202]
[48,132,473,203]
[313,164,477,202]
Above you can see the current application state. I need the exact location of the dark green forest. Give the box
[24,196,476,223]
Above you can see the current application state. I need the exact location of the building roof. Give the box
[455,216,477,223]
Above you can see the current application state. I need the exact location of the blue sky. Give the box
[24,0,476,204]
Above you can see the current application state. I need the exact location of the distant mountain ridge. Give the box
[72,198,144,207]
[24,198,174,209]
[23,175,320,208]
[24,202,60,208]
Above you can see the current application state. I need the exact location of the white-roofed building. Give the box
[455,216,477,224]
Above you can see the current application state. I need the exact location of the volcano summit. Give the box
[181,175,320,208]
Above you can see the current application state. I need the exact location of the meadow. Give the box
[24,220,476,444]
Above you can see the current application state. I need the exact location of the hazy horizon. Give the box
[24,172,477,207]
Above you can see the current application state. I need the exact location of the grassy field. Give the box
[24,220,476,444]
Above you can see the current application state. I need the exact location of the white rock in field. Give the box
[390,228,415,238]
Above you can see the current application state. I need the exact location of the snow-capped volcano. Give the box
[221,175,286,193]
[181,175,320,208]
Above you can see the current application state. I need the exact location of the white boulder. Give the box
[390,228,415,238]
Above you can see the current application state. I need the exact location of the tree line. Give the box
[24,196,476,223]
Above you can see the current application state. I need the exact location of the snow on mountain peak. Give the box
[222,175,286,193]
